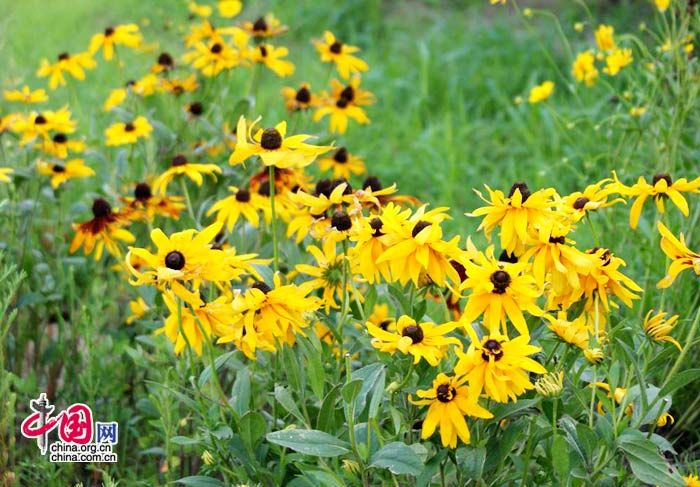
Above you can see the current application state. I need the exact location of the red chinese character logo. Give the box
[21,395,93,453]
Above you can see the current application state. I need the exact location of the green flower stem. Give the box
[268,164,279,272]
[179,177,198,228]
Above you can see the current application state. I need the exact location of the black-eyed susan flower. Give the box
[468,182,558,254]
[125,297,149,325]
[528,81,554,104]
[594,24,616,52]
[37,51,96,90]
[281,83,317,111]
[121,182,185,221]
[11,106,76,145]
[127,222,235,306]
[88,24,142,60]
[242,14,288,38]
[41,132,86,159]
[161,75,199,95]
[657,221,700,288]
[249,43,294,77]
[643,309,682,351]
[151,52,175,74]
[37,159,94,188]
[313,77,374,134]
[603,48,633,75]
[459,246,542,337]
[455,329,546,403]
[544,311,591,349]
[206,186,268,230]
[579,248,642,312]
[229,116,333,168]
[610,172,700,229]
[105,116,153,146]
[0,168,14,183]
[367,315,461,366]
[217,0,242,18]
[559,178,624,222]
[409,373,492,448]
[217,275,320,359]
[318,147,366,180]
[70,198,135,260]
[313,31,369,79]
[4,86,48,104]
[376,205,462,287]
[183,40,241,77]
[152,154,222,195]
[367,303,396,332]
[185,19,244,47]
[296,238,355,311]
[348,211,400,284]
[572,51,599,86]
[683,474,700,487]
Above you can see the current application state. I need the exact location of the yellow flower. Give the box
[126,297,149,325]
[559,178,624,222]
[528,81,554,104]
[584,347,604,364]
[152,154,222,195]
[455,330,546,403]
[367,304,396,332]
[594,24,616,52]
[603,48,633,76]
[296,238,355,312]
[105,116,153,146]
[318,147,366,180]
[161,75,199,95]
[643,310,682,351]
[655,0,671,12]
[249,44,294,77]
[217,275,320,359]
[127,222,237,306]
[459,246,543,337]
[4,86,48,104]
[313,31,369,80]
[218,0,242,18]
[610,171,700,229]
[11,106,76,145]
[468,182,558,254]
[657,221,700,288]
[409,373,492,448]
[684,474,700,487]
[594,382,633,416]
[348,207,404,284]
[367,315,461,366]
[544,311,591,349]
[188,1,213,17]
[70,198,135,260]
[579,248,642,312]
[37,51,96,90]
[376,205,462,287]
[88,24,142,60]
[534,371,564,397]
[37,159,95,188]
[572,51,599,86]
[120,182,186,222]
[206,186,268,230]
[40,132,86,159]
[183,40,241,77]
[229,116,333,168]
[242,14,288,38]
[313,77,374,134]
[629,106,646,117]
[0,168,14,183]
[281,83,318,111]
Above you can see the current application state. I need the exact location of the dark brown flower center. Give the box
[451,260,468,282]
[57,52,70,61]
[339,86,355,102]
[411,220,431,238]
[573,197,589,210]
[52,133,67,143]
[363,176,382,192]
[295,86,311,103]
[589,247,611,266]
[188,102,203,116]
[210,43,223,54]
[369,217,384,236]
[331,210,352,231]
[336,97,349,109]
[35,115,47,125]
[498,250,518,263]
[314,179,332,197]
[91,198,112,219]
[258,180,271,196]
[260,128,282,150]
[134,182,152,201]
[52,164,66,173]
[259,45,268,57]
[252,17,268,32]
[165,251,186,270]
[124,122,136,132]
[379,319,392,331]
[235,188,251,202]
[158,52,174,67]
[436,384,456,403]
[490,270,511,294]
[481,339,504,361]
[401,324,424,344]
[333,147,348,163]
[549,236,566,245]
[652,173,673,186]
[330,178,352,195]
[104,26,115,36]
[172,154,188,166]
[329,41,343,54]
[251,281,272,294]
[508,182,531,202]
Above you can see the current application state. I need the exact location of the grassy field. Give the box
[2,0,699,485]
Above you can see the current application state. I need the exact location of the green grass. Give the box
[1,0,699,484]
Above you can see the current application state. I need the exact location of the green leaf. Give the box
[559,416,590,469]
[266,429,350,457]
[239,411,266,451]
[387,283,411,315]
[456,445,486,480]
[370,442,424,476]
[660,368,700,397]
[197,351,240,389]
[317,384,341,433]
[170,436,201,446]
[175,476,226,486]
[282,346,303,392]
[490,398,539,423]
[274,385,307,424]
[367,368,386,419]
[230,370,251,417]
[551,434,570,484]
[342,379,363,404]
[300,338,325,399]
[352,363,385,413]
[617,429,684,486]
